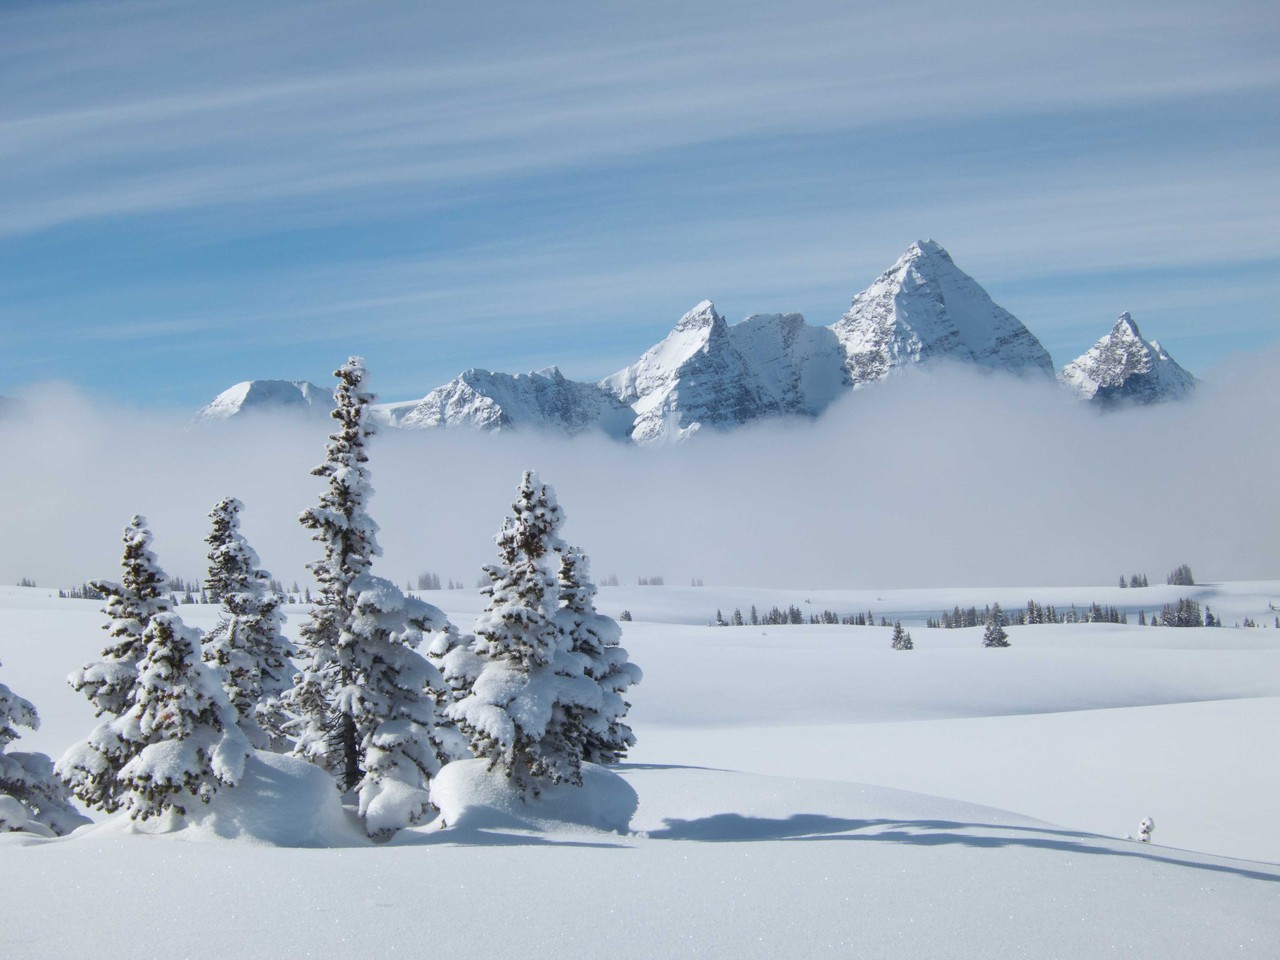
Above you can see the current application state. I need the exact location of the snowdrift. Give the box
[430,758,638,835]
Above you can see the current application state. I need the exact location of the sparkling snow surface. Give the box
[2,582,1278,958]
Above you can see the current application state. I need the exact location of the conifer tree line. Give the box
[0,357,640,840]
[928,600,1128,628]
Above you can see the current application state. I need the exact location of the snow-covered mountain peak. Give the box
[830,241,1054,387]
[672,300,723,332]
[1059,313,1196,407]
[194,379,330,422]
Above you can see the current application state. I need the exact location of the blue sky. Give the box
[2,0,1277,409]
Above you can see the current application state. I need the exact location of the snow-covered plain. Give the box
[2,580,1278,958]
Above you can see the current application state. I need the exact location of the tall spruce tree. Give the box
[1,661,89,836]
[58,516,171,809]
[114,613,250,821]
[203,498,297,750]
[448,472,599,796]
[285,357,458,836]
[556,545,641,765]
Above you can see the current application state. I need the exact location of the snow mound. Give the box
[430,758,638,834]
[85,752,367,847]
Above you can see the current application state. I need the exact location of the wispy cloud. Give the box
[1,0,1276,405]
[3,0,1276,236]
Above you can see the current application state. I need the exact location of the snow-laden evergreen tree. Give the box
[70,516,170,719]
[890,621,914,650]
[982,604,1010,648]
[556,545,641,765]
[447,472,600,797]
[59,516,171,809]
[114,612,250,820]
[284,357,461,836]
[1,661,89,836]
[203,497,297,750]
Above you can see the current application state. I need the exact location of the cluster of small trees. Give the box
[715,605,887,627]
[928,601,1128,628]
[637,576,665,586]
[414,572,467,591]
[1167,564,1195,586]
[1,357,639,840]
[1118,574,1149,588]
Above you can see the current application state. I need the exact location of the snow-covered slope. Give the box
[387,366,634,437]
[599,302,845,443]
[194,380,330,422]
[3,582,1280,958]
[1059,313,1197,406]
[831,240,1054,386]
[597,242,1051,442]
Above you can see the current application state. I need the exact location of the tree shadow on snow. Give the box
[392,807,629,849]
[648,814,1280,883]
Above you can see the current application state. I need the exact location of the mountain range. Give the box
[195,241,1196,442]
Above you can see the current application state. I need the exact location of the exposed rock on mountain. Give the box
[193,242,1195,442]
[1059,313,1196,407]
[831,240,1054,386]
[385,367,634,437]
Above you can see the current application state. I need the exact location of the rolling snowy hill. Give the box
[2,580,1278,959]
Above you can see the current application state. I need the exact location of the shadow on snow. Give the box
[646,813,1280,882]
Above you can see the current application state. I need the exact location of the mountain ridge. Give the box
[192,242,1197,439]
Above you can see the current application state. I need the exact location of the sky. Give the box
[2,0,1278,409]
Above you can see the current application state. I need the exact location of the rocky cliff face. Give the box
[1059,313,1196,407]
[385,366,634,437]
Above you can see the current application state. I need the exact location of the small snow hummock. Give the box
[88,751,367,846]
[429,758,637,835]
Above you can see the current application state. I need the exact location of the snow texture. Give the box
[1059,312,1197,406]
[3,581,1280,958]
[429,757,637,834]
[194,379,330,422]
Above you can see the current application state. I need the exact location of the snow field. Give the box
[1,580,1278,958]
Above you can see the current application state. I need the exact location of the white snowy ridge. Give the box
[196,242,1193,441]
[1059,312,1197,406]
[194,379,329,421]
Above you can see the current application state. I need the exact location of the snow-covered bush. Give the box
[447,472,601,797]
[59,515,171,809]
[203,497,297,750]
[284,357,459,837]
[1,663,88,836]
